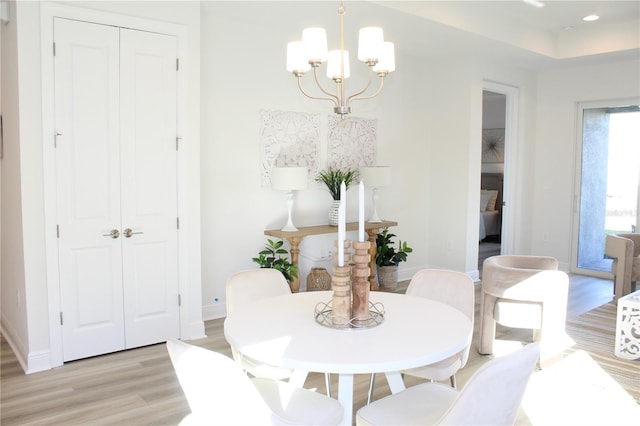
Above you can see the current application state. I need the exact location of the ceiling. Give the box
[370,0,640,69]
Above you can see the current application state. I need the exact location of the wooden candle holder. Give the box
[351,240,371,327]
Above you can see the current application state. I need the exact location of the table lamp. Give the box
[272,166,308,231]
[359,166,391,223]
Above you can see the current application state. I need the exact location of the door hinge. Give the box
[56,224,60,238]
[178,294,182,306]
[53,42,56,56]
[177,217,180,230]
[54,131,62,148]
[176,58,179,71]
[59,312,64,325]
[176,136,181,151]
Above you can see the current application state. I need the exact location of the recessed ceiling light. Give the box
[583,14,600,22]
[522,0,545,8]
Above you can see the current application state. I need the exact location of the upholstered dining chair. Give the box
[226,269,294,381]
[479,255,569,368]
[226,269,332,395]
[166,339,344,425]
[356,342,540,425]
[605,233,640,302]
[368,269,475,403]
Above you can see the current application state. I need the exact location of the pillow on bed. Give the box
[481,189,499,211]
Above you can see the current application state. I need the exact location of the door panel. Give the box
[54,18,124,361]
[119,29,179,347]
[55,20,180,361]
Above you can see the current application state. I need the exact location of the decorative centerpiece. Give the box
[314,180,384,329]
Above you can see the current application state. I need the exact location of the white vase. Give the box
[328,200,341,226]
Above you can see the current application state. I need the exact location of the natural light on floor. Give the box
[491,338,640,425]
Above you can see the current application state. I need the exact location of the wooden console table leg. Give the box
[366,228,381,291]
[285,236,302,293]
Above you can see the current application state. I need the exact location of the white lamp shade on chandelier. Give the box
[272,166,308,232]
[360,166,391,223]
[286,1,395,116]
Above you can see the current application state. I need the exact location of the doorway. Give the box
[479,90,506,271]
[573,101,640,276]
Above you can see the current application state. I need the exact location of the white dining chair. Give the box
[226,268,332,395]
[167,339,344,425]
[356,342,540,426]
[226,269,295,381]
[368,269,475,403]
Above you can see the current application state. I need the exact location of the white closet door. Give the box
[119,29,180,347]
[54,18,124,361]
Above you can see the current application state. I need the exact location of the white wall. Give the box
[199,2,540,318]
[533,59,640,269]
[1,1,30,367]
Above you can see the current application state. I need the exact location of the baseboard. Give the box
[185,320,207,340]
[1,317,52,374]
[202,303,226,321]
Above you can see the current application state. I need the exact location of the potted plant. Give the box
[252,239,298,284]
[316,166,359,226]
[375,228,413,289]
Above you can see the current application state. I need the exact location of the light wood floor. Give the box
[0,275,615,426]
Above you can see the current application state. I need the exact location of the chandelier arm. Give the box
[312,66,341,104]
[296,75,339,106]
[348,75,386,103]
[346,67,376,104]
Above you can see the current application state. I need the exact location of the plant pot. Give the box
[328,200,341,226]
[377,265,398,289]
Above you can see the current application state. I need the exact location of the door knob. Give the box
[123,228,144,238]
[102,229,120,239]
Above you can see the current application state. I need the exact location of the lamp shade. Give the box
[272,167,308,191]
[326,50,351,80]
[360,166,391,188]
[373,42,395,74]
[302,27,328,63]
[358,27,384,62]
[287,41,311,73]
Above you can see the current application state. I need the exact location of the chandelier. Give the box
[286,1,395,117]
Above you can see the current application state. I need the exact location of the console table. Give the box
[264,220,398,292]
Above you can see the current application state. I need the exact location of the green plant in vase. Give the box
[316,166,359,225]
[375,228,413,289]
[252,239,298,283]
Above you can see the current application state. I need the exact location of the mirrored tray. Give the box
[314,300,385,329]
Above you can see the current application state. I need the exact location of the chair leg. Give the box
[325,373,331,397]
[367,373,375,404]
[479,293,498,355]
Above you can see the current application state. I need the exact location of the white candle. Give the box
[358,180,365,242]
[338,181,346,266]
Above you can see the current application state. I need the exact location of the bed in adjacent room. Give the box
[479,173,503,241]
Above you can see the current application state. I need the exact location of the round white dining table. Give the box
[224,290,472,426]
